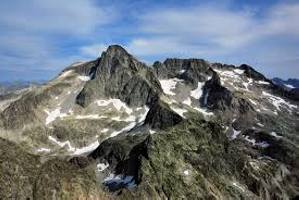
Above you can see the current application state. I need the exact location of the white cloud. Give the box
[128,3,299,55]
[1,1,299,80]
[0,0,115,35]
[0,0,116,79]
[127,37,216,58]
[266,3,299,36]
[80,44,108,58]
[138,5,259,49]
[123,2,299,78]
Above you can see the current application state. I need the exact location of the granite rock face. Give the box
[76,45,162,107]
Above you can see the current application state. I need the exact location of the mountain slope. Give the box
[273,78,299,90]
[0,45,298,199]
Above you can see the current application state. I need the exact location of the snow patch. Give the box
[59,70,73,78]
[78,75,90,81]
[109,107,149,138]
[257,80,270,85]
[159,78,182,96]
[103,174,136,189]
[190,82,205,99]
[49,136,99,155]
[96,99,133,114]
[183,170,190,176]
[170,106,187,118]
[48,136,75,151]
[37,148,51,153]
[44,108,68,125]
[73,140,99,155]
[231,129,241,140]
[270,131,282,139]
[249,99,257,106]
[262,91,297,111]
[97,162,109,172]
[179,69,186,74]
[75,115,105,119]
[232,181,245,192]
[193,106,214,117]
[234,69,245,75]
[285,84,295,89]
[244,136,270,148]
[214,69,242,80]
[182,97,192,106]
[101,128,109,133]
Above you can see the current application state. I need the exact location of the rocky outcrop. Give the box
[144,100,183,130]
[201,71,255,116]
[153,58,213,85]
[201,72,233,110]
[61,60,99,77]
[76,45,162,107]
[89,135,151,191]
[0,138,109,200]
[290,88,299,100]
[239,64,268,81]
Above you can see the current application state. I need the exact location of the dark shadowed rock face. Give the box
[201,71,255,116]
[89,135,151,191]
[144,100,183,130]
[201,72,233,110]
[239,64,267,81]
[290,88,299,100]
[153,58,213,85]
[76,45,162,107]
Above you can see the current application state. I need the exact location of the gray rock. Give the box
[76,45,162,107]
[144,100,183,130]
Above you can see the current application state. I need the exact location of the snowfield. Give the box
[159,78,182,95]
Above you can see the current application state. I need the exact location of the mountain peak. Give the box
[105,44,130,58]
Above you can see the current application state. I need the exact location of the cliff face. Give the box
[0,45,298,200]
[76,45,162,107]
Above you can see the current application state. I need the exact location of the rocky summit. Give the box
[0,45,299,200]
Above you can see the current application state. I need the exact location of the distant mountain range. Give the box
[272,77,299,89]
[0,80,44,95]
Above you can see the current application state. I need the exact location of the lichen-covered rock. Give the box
[0,138,111,200]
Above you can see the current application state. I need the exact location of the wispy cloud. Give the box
[0,0,298,80]
[80,43,108,58]
[0,0,117,80]
[0,0,115,35]
[124,2,299,78]
[127,2,299,56]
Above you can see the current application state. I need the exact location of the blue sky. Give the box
[0,0,298,81]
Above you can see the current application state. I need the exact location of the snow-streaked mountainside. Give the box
[0,45,299,200]
[272,78,299,89]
